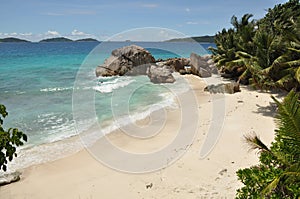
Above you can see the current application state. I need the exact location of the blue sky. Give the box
[0,0,287,41]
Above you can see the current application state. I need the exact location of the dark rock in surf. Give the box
[0,171,21,186]
[95,45,155,77]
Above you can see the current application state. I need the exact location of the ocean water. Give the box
[0,41,214,172]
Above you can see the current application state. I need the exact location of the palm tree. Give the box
[211,28,237,66]
[211,14,256,81]
[211,0,300,91]
[226,29,285,89]
[261,17,300,91]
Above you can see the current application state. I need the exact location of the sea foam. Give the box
[93,76,136,93]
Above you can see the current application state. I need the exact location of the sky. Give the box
[0,0,288,41]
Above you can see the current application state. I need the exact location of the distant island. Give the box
[76,38,99,42]
[39,37,99,42]
[0,36,213,43]
[0,37,30,43]
[39,37,73,42]
[0,37,100,43]
[167,35,215,43]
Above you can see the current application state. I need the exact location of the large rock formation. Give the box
[190,53,218,77]
[163,58,190,72]
[204,82,240,94]
[95,45,220,84]
[95,45,155,77]
[147,65,175,84]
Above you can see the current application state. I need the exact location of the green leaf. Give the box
[23,134,27,142]
[3,165,6,172]
[261,177,280,195]
[0,104,27,172]
[296,67,300,84]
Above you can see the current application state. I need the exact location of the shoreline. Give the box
[0,74,277,198]
[1,74,186,174]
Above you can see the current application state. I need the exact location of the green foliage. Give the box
[236,90,300,198]
[0,104,27,172]
[211,0,300,91]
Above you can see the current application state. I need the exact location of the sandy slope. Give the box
[0,75,277,199]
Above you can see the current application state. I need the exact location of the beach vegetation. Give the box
[210,0,300,91]
[0,104,27,172]
[236,90,300,198]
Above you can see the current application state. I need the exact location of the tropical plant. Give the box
[229,30,286,89]
[263,16,300,91]
[236,90,300,198]
[0,104,27,171]
[210,14,256,81]
[211,0,300,91]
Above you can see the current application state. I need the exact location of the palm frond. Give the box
[272,90,300,133]
[296,67,300,84]
[244,134,271,152]
[287,47,300,54]
[272,90,300,156]
[238,68,251,83]
[284,59,300,68]
[261,177,280,196]
[261,162,300,196]
[275,74,294,89]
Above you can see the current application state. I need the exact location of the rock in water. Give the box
[147,65,175,84]
[95,45,155,77]
[204,82,240,94]
[0,171,21,186]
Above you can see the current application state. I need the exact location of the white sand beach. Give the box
[0,75,277,198]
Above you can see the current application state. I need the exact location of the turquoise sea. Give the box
[0,41,214,172]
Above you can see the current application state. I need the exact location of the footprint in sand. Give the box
[218,168,228,176]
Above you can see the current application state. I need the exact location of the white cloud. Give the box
[71,29,89,36]
[185,8,190,12]
[0,32,32,38]
[186,21,198,25]
[141,4,158,8]
[20,32,33,36]
[44,12,64,16]
[46,30,60,36]
[68,29,97,40]
[42,10,96,16]
[67,10,96,15]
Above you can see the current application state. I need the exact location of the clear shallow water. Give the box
[0,41,213,171]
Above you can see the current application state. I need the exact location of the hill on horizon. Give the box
[167,35,215,43]
[39,37,73,42]
[40,37,99,42]
[0,37,100,43]
[75,38,99,42]
[0,36,214,43]
[0,37,30,43]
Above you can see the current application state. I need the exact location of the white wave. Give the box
[40,87,73,92]
[158,92,179,109]
[0,136,83,175]
[93,77,136,93]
